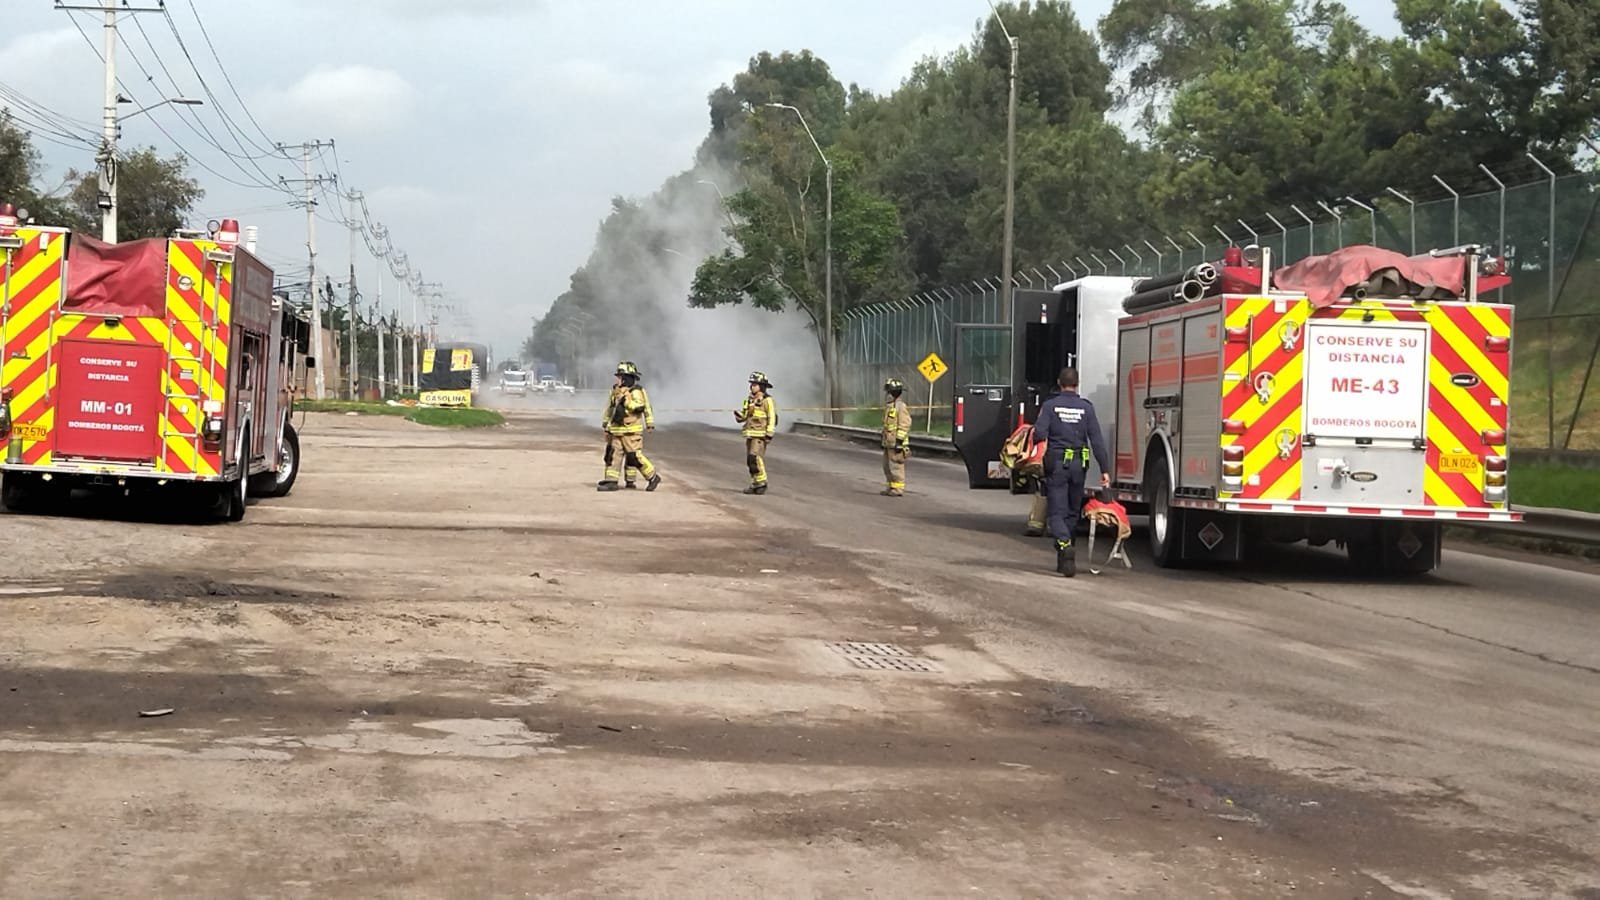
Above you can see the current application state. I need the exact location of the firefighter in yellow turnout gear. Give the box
[598,361,661,492]
[734,371,777,494]
[600,368,648,489]
[881,378,912,496]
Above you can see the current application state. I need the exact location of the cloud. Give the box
[258,65,417,133]
[873,28,969,93]
[361,0,543,19]
[546,59,642,100]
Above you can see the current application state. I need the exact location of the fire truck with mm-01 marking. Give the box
[0,205,311,520]
[950,242,1517,575]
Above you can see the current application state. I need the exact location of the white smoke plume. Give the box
[567,164,824,429]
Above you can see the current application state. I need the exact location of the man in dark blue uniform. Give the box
[1032,367,1111,577]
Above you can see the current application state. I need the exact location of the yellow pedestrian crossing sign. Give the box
[917,352,949,383]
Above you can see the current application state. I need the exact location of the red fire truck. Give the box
[0,208,308,520]
[952,244,1518,574]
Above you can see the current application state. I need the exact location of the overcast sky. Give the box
[0,0,1401,358]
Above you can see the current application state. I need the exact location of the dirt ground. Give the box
[2,410,1596,898]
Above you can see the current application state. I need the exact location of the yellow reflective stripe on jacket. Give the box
[639,388,654,427]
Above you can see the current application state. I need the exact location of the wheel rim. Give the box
[275,436,296,486]
[1152,481,1169,546]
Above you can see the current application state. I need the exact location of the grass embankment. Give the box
[296,400,504,428]
[1510,462,1600,513]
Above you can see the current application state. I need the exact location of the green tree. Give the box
[0,112,36,204]
[689,152,905,355]
[65,147,203,240]
[0,112,81,227]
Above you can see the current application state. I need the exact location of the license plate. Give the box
[13,423,47,442]
[1440,453,1479,473]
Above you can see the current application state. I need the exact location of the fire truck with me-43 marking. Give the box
[0,205,310,520]
[951,243,1517,575]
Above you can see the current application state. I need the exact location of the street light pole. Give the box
[764,102,835,422]
[696,179,738,230]
[987,2,1019,327]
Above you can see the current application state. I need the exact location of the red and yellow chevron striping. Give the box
[2,228,69,463]
[1222,295,1309,501]
[2,229,241,478]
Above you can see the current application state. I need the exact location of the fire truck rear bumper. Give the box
[1,461,228,485]
[1173,496,1522,523]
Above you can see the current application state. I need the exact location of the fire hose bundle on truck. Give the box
[1116,244,1518,574]
[0,207,306,520]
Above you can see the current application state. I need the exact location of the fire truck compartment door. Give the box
[952,324,1013,489]
[1299,320,1428,504]
[53,338,165,462]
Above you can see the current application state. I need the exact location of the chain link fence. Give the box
[839,169,1600,449]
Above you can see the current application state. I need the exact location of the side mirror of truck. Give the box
[305,356,317,369]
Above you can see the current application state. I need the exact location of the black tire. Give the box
[270,423,299,497]
[1146,456,1185,568]
[227,470,247,521]
[205,480,233,521]
[2,473,68,514]
[250,422,300,498]
[2,472,35,513]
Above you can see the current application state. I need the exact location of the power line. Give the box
[157,8,281,160]
[118,11,292,194]
[61,8,287,194]
[180,0,280,153]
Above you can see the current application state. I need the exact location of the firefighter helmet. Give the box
[884,377,905,394]
[748,370,772,388]
[615,360,642,378]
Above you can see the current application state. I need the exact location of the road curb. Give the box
[796,421,1600,546]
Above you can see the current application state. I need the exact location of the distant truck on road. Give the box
[0,209,308,520]
[499,366,530,396]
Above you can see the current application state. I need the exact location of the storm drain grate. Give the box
[825,641,940,673]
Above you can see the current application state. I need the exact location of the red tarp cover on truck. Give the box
[64,234,168,317]
[1271,246,1470,309]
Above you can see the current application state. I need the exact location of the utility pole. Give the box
[56,0,163,243]
[375,249,386,400]
[415,278,443,393]
[392,252,409,394]
[278,140,333,399]
[346,190,361,401]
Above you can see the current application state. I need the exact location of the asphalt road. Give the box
[645,417,1600,895]
[3,408,1597,897]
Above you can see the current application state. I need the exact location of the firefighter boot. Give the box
[1056,541,1076,577]
[597,480,621,492]
[754,483,767,495]
[625,481,638,489]
[646,473,662,492]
